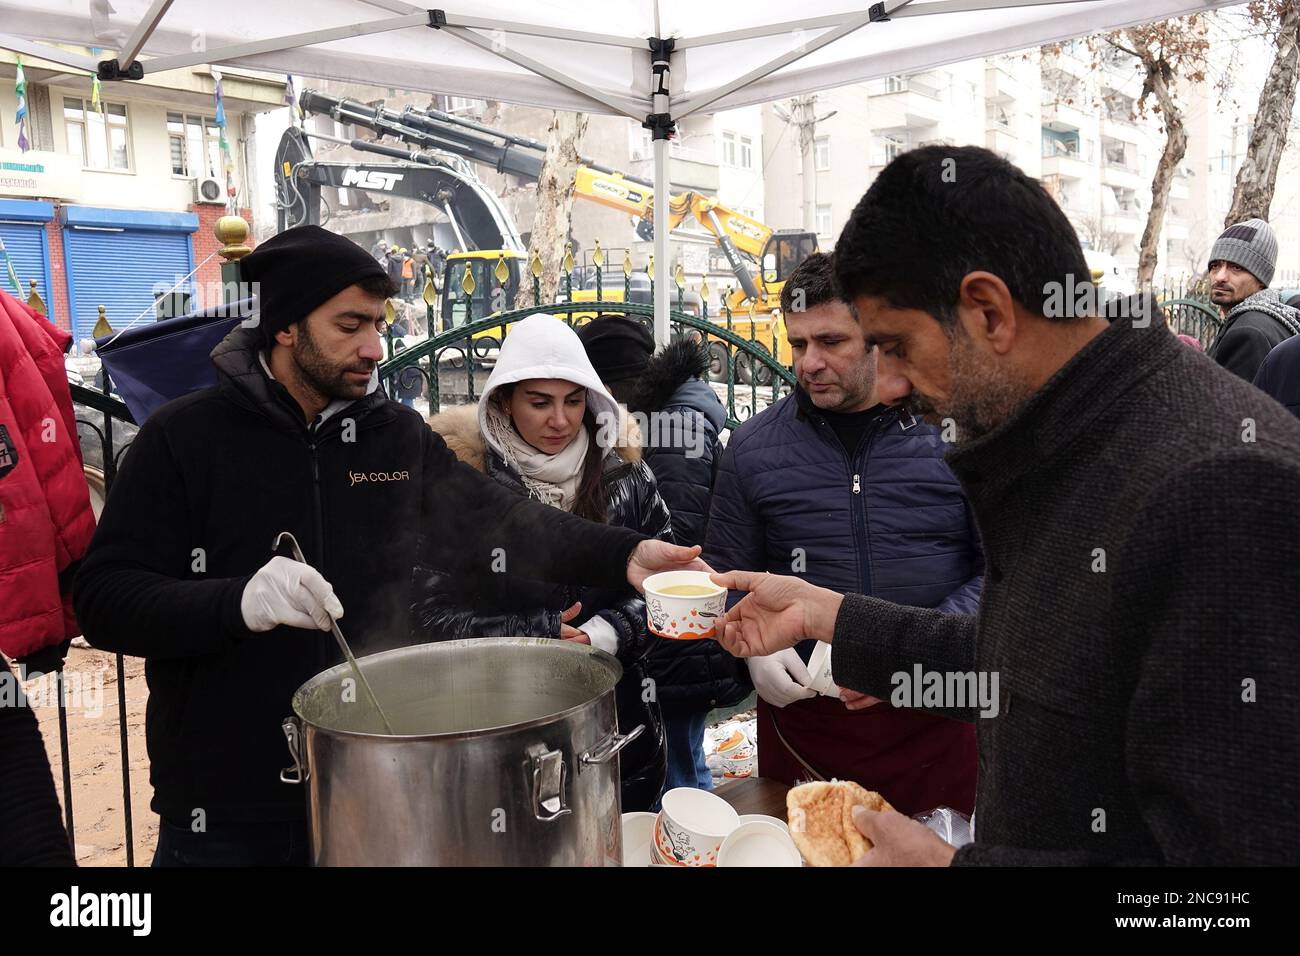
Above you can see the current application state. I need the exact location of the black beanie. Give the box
[577,316,654,383]
[239,225,391,340]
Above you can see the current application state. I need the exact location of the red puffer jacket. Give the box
[0,290,95,658]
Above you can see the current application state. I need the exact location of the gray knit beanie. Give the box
[1209,218,1278,286]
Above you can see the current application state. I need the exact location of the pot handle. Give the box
[580,724,645,765]
[528,744,570,821]
[280,716,309,784]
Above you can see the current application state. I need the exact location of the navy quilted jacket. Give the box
[704,388,983,661]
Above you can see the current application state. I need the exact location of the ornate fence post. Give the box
[531,249,543,308]
[215,215,252,306]
[462,261,477,403]
[562,243,575,327]
[26,278,47,316]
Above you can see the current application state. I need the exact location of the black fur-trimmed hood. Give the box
[626,339,712,414]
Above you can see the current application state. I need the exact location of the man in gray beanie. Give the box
[1205,218,1300,381]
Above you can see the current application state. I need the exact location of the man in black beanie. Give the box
[74,226,707,866]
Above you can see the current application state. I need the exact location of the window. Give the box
[629,126,653,161]
[446,96,484,115]
[880,133,907,164]
[986,102,1012,130]
[739,135,753,170]
[65,97,130,171]
[721,130,737,166]
[886,74,906,93]
[167,112,222,178]
[815,204,833,240]
[814,135,830,171]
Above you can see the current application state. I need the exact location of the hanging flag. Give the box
[211,68,227,129]
[91,74,104,114]
[210,68,236,206]
[284,73,300,120]
[0,236,24,297]
[15,55,29,152]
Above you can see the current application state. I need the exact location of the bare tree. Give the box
[1104,18,1211,286]
[518,110,589,308]
[1075,213,1127,255]
[1224,0,1300,225]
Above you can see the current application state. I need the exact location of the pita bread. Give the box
[786,780,894,867]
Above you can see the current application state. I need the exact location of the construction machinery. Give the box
[292,91,814,371]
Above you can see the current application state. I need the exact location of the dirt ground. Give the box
[23,645,155,867]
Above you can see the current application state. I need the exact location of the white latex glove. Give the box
[240,556,345,633]
[747,649,818,708]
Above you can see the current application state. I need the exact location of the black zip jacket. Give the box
[72,326,643,825]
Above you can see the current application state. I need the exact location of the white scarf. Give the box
[484,400,591,512]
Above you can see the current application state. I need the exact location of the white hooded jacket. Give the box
[478,314,624,462]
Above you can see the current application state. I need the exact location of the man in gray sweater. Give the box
[713,146,1300,866]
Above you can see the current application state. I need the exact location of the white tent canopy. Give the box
[0,0,1240,341]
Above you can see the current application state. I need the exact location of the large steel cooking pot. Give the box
[281,638,643,866]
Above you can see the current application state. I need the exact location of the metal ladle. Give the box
[273,531,395,735]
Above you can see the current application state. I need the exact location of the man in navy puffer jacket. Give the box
[704,253,983,815]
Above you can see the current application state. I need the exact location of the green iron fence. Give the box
[380,253,796,430]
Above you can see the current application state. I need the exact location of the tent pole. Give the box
[0,35,98,72]
[654,137,669,348]
[118,0,176,71]
[143,13,428,74]
[675,0,914,120]
[648,36,674,349]
[440,24,644,120]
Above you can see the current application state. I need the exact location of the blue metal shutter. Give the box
[64,227,194,341]
[0,221,51,307]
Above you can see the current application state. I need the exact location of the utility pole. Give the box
[775,96,837,234]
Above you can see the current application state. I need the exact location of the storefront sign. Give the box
[0,147,81,202]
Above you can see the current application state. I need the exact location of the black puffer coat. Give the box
[625,341,748,718]
[413,405,672,810]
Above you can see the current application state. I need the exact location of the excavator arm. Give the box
[273,126,523,252]
[292,90,818,309]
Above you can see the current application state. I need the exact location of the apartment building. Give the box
[760,38,1300,286]
[0,49,284,340]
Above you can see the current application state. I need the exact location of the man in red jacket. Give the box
[0,290,96,671]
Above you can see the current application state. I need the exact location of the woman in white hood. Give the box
[414,315,672,810]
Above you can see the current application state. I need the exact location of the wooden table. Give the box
[712,776,790,818]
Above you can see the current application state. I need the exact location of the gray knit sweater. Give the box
[831,307,1300,865]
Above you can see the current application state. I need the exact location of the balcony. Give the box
[1041,152,1093,181]
[986,102,1015,135]
[1102,162,1143,191]
[870,72,948,127]
[985,64,1018,103]
[1041,99,1093,135]
[1108,209,1144,233]
[1046,40,1095,74]
[987,127,1018,157]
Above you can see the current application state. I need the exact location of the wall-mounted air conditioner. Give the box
[193,176,225,205]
